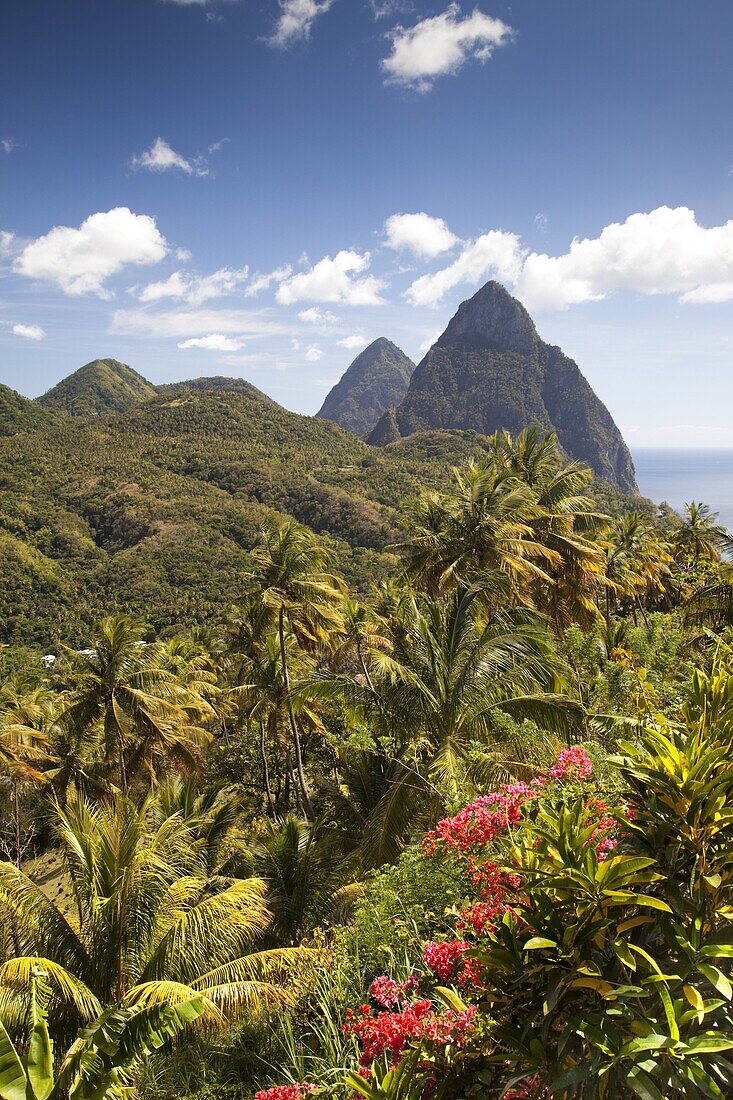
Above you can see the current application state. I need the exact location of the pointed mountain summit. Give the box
[316,338,415,437]
[383,282,637,492]
[38,359,157,417]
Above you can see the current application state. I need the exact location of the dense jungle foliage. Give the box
[2,426,733,1099]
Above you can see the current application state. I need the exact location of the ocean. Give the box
[633,449,733,532]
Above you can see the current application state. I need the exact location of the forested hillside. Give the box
[0,375,510,643]
[1,426,733,1100]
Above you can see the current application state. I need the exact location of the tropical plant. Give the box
[673,500,732,564]
[59,616,214,794]
[0,793,312,1044]
[0,967,204,1100]
[243,520,346,819]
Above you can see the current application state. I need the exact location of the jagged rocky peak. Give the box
[435,280,540,357]
[373,281,638,494]
[316,337,415,437]
[38,359,157,417]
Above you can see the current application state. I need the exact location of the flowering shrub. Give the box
[422,940,469,983]
[343,999,477,1071]
[254,1085,316,1100]
[267,696,733,1100]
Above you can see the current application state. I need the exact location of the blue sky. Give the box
[1,0,732,446]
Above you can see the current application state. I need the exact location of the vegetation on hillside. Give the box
[0,427,731,1099]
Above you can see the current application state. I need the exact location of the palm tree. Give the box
[249,817,359,945]
[398,456,552,601]
[604,513,672,622]
[323,586,580,862]
[225,601,328,819]
[0,793,312,1043]
[491,429,609,632]
[244,520,346,820]
[0,967,205,1100]
[673,500,732,563]
[60,617,214,794]
[0,680,56,865]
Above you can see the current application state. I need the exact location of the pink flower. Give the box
[255,1085,316,1100]
[423,941,469,982]
[549,747,593,781]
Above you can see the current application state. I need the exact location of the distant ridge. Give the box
[316,338,415,436]
[0,384,57,436]
[375,281,637,492]
[39,358,157,417]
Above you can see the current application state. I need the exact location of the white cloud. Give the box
[277,250,387,305]
[1,138,18,154]
[384,212,458,259]
[419,329,442,351]
[0,231,15,257]
[111,307,288,340]
[134,266,249,306]
[534,212,548,234]
[405,205,733,312]
[245,265,293,297]
[15,208,168,298]
[514,206,733,311]
[5,321,45,338]
[337,333,369,350]
[175,247,193,262]
[131,137,206,175]
[406,229,522,306]
[370,1,411,18]
[382,4,514,92]
[298,306,337,324]
[178,333,245,350]
[269,0,335,48]
[305,344,324,361]
[315,375,340,387]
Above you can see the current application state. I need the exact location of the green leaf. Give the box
[684,1034,733,1054]
[0,1022,27,1100]
[523,937,557,950]
[625,1066,663,1100]
[27,974,54,1100]
[699,963,733,1000]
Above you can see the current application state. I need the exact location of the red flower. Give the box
[255,1084,316,1100]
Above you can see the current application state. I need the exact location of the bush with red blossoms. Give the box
[254,1085,316,1100]
[343,998,477,1071]
[549,745,593,781]
[422,940,469,983]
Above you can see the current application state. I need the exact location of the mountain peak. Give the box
[316,338,415,436]
[38,359,157,417]
[376,281,637,493]
[435,280,539,358]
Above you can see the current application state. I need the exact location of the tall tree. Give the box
[0,793,311,1043]
[673,500,732,563]
[61,617,213,794]
[244,520,345,820]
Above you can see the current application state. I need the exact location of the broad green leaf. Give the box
[523,937,557,950]
[0,1022,27,1100]
[626,1065,663,1100]
[27,977,54,1100]
[699,963,733,1000]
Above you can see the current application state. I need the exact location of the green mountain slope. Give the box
[316,338,415,436]
[0,375,500,644]
[377,282,637,493]
[38,358,158,416]
[0,384,58,436]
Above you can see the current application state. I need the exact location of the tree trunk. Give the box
[278,608,315,821]
[259,719,277,820]
[357,641,375,692]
